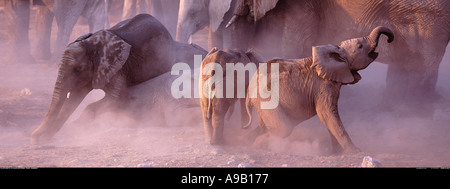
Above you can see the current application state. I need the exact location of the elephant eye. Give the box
[357,44,363,49]
[74,66,83,75]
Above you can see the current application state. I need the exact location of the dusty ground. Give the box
[0,6,450,168]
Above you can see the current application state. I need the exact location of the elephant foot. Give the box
[341,145,361,155]
[30,133,53,146]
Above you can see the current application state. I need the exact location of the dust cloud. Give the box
[0,2,449,167]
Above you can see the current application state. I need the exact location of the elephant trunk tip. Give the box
[368,26,395,45]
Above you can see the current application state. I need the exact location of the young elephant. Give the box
[31,14,207,144]
[244,26,394,154]
[200,48,263,145]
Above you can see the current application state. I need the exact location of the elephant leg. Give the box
[229,16,253,51]
[316,96,359,153]
[251,109,296,148]
[208,27,224,50]
[238,115,267,146]
[33,5,53,60]
[53,0,86,59]
[240,98,249,127]
[83,0,107,33]
[4,0,35,63]
[382,61,441,117]
[210,99,228,145]
[73,97,109,125]
[328,132,343,155]
[201,107,213,144]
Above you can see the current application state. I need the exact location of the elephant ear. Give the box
[209,0,233,32]
[88,30,131,89]
[311,45,354,84]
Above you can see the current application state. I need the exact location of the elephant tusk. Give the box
[66,92,71,99]
[225,15,239,28]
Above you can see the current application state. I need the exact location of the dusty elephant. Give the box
[31,14,207,144]
[122,0,180,38]
[227,0,450,116]
[176,0,252,50]
[125,68,202,127]
[3,0,34,63]
[199,48,263,145]
[32,0,109,60]
[243,26,394,154]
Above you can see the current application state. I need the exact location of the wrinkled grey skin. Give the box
[199,48,263,145]
[227,0,450,116]
[32,0,109,60]
[176,0,252,50]
[243,27,394,154]
[31,14,207,144]
[122,0,180,38]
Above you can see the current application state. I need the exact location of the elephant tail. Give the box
[242,92,253,130]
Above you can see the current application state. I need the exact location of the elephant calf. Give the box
[199,48,263,145]
[244,26,394,154]
[31,14,207,144]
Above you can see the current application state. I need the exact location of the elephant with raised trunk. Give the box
[31,14,207,144]
[227,0,450,116]
[243,27,394,154]
[199,48,263,145]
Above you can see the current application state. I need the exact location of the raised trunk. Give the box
[366,26,394,50]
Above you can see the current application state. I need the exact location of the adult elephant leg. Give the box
[208,27,223,50]
[229,16,253,51]
[33,5,53,60]
[4,0,34,63]
[53,0,86,59]
[383,51,444,117]
[83,0,107,32]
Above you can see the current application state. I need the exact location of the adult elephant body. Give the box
[33,0,109,60]
[31,14,207,143]
[176,0,252,50]
[227,0,450,115]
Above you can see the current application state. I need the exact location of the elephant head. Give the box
[176,0,210,42]
[311,26,394,84]
[31,30,131,143]
[176,0,234,42]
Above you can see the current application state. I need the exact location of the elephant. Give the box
[242,26,394,154]
[30,14,207,144]
[125,68,202,127]
[3,0,34,63]
[199,48,264,145]
[226,0,450,116]
[32,0,109,60]
[122,0,180,38]
[176,0,252,50]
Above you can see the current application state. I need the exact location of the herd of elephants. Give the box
[2,0,449,154]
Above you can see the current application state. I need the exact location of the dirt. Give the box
[1,6,450,168]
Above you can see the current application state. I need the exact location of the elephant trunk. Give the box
[366,26,394,50]
[176,22,191,42]
[31,67,68,143]
[31,62,90,144]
